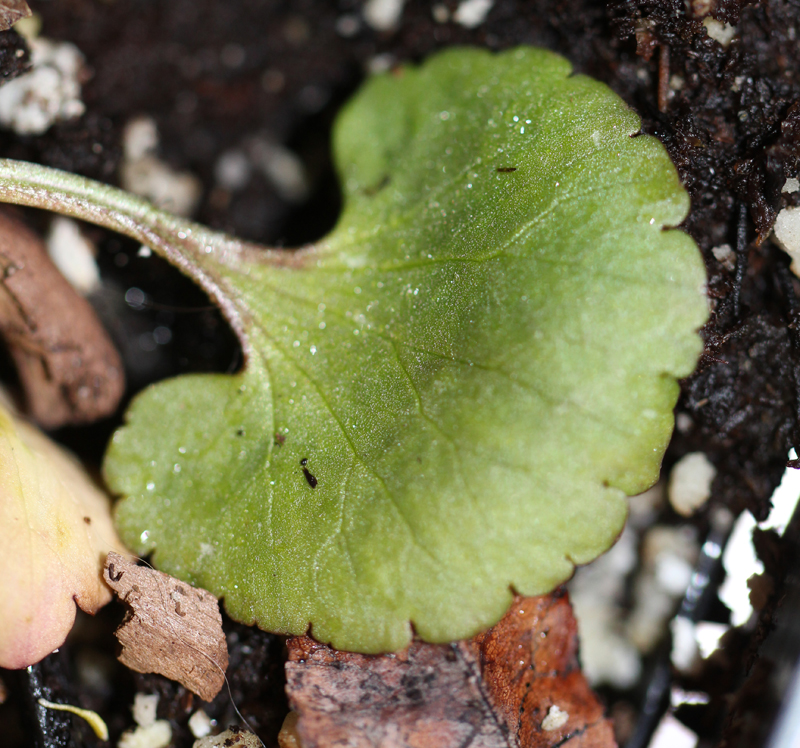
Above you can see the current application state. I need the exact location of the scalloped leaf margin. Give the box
[105,47,707,653]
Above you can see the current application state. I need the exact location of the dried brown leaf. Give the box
[0,397,130,669]
[286,590,616,748]
[0,210,124,428]
[470,592,617,747]
[0,1,30,32]
[103,552,228,701]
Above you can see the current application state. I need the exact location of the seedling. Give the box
[0,47,706,653]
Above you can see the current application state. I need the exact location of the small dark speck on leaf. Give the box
[364,174,390,195]
[496,167,517,173]
[83,516,91,524]
[236,429,244,436]
[274,432,286,447]
[300,458,317,488]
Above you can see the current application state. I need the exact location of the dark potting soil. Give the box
[1,1,800,746]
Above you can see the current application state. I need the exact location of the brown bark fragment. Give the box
[286,590,616,748]
[103,552,228,702]
[0,1,30,32]
[0,210,124,428]
[287,638,507,748]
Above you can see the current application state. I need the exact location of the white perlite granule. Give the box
[247,138,309,203]
[773,206,800,274]
[627,525,699,652]
[432,4,450,23]
[214,149,252,192]
[120,116,202,217]
[363,0,405,31]
[703,17,737,47]
[711,243,736,271]
[668,452,717,517]
[118,694,172,748]
[188,710,214,739]
[568,526,642,688]
[541,705,569,731]
[0,37,85,135]
[782,177,799,194]
[46,216,100,295]
[132,694,159,728]
[118,722,172,748]
[453,0,495,28]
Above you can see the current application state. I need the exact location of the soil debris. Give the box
[193,725,261,748]
[0,1,30,33]
[0,28,29,85]
[104,552,229,702]
[286,590,616,748]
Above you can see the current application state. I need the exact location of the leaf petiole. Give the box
[0,157,274,352]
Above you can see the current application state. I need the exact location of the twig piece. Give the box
[0,209,124,427]
[732,202,749,321]
[658,44,670,114]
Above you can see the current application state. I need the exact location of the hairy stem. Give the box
[0,158,267,349]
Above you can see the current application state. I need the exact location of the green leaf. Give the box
[0,47,707,653]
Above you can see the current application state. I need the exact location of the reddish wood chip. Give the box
[286,589,616,748]
[0,210,124,428]
[103,552,228,701]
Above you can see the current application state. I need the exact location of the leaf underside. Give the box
[103,47,707,652]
